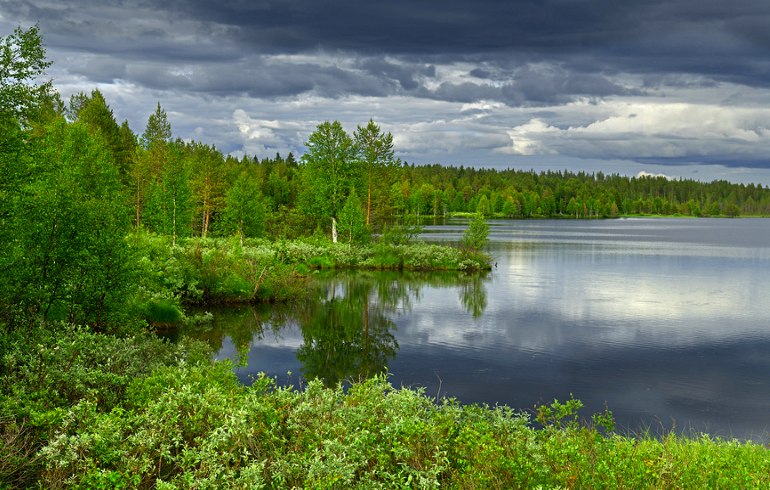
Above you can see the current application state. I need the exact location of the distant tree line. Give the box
[58,90,767,236]
[30,89,767,251]
[394,165,766,218]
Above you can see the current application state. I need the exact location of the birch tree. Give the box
[300,121,356,242]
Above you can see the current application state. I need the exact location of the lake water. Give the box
[194,218,770,441]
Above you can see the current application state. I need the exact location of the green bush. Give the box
[145,299,183,327]
[307,255,335,269]
[460,213,490,252]
[0,324,212,488]
[5,336,770,490]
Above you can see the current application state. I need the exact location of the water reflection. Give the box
[459,274,487,318]
[189,269,490,386]
[295,275,398,384]
[190,218,770,441]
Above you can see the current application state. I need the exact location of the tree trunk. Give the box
[136,180,141,228]
[332,217,338,243]
[172,195,177,247]
[367,171,372,226]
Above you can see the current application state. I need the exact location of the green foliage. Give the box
[132,233,311,306]
[460,213,490,252]
[502,198,519,217]
[337,188,371,248]
[354,119,400,226]
[307,255,335,269]
[0,324,211,488]
[187,141,228,237]
[725,202,741,217]
[0,24,53,121]
[1,118,137,331]
[143,142,194,244]
[14,365,768,490]
[140,102,172,150]
[3,321,769,489]
[130,232,490,314]
[144,299,184,327]
[222,172,266,245]
[535,395,584,430]
[300,120,357,234]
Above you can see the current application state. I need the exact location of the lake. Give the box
[192,218,770,441]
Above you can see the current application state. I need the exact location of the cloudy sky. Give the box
[4,0,770,184]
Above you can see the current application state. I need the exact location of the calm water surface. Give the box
[194,218,770,440]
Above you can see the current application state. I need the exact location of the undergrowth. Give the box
[3,326,768,489]
[132,233,491,318]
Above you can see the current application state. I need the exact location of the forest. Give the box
[3,25,770,489]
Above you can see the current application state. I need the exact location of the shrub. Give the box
[460,213,490,252]
[8,349,770,490]
[0,324,212,487]
[144,299,183,327]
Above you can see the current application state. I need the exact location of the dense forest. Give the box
[28,93,770,240]
[11,87,768,248]
[38,94,770,240]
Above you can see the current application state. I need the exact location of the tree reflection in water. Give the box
[184,269,490,386]
[296,279,399,385]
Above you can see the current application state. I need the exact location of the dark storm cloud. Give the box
[355,58,435,91]
[7,0,770,90]
[68,56,127,83]
[5,0,770,178]
[422,66,641,107]
[469,68,491,79]
[140,0,770,87]
[98,58,398,98]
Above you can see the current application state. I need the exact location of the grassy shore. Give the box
[3,325,768,489]
[134,233,491,327]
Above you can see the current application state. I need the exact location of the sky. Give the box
[3,0,770,185]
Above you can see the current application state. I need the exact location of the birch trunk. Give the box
[172,195,177,247]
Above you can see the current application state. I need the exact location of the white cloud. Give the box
[501,101,770,160]
[502,119,560,156]
[232,109,308,159]
[459,101,506,113]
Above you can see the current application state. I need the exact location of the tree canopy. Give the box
[0,24,53,121]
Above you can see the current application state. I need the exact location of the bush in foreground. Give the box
[19,365,770,486]
[4,327,768,489]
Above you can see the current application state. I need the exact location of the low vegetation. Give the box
[2,328,769,489]
[132,230,490,326]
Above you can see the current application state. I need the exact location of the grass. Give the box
[132,233,491,312]
[144,299,184,327]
